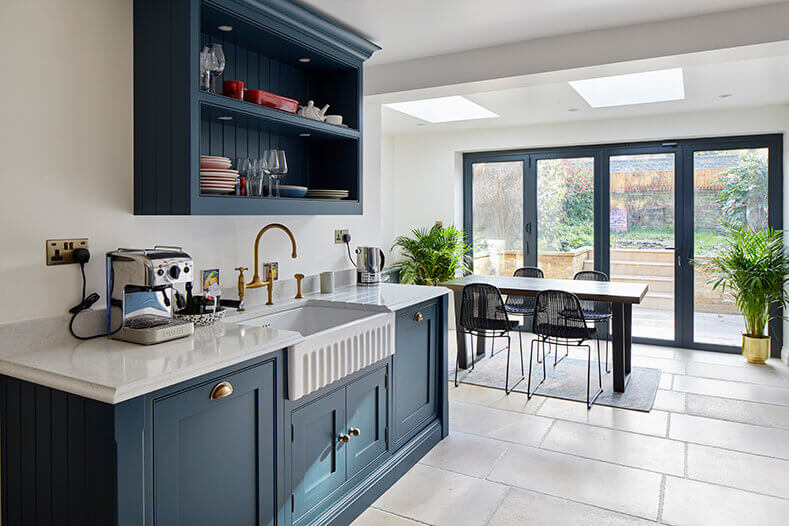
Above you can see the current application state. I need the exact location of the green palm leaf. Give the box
[391,224,471,286]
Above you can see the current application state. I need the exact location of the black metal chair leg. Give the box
[505,335,511,393]
[605,319,610,373]
[585,343,603,409]
[519,329,525,376]
[527,338,545,399]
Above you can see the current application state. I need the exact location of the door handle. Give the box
[348,427,360,437]
[338,433,350,443]
[414,311,423,322]
[525,223,532,234]
[677,254,682,267]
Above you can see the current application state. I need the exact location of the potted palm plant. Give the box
[391,224,471,285]
[697,224,789,363]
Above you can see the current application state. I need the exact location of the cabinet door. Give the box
[392,301,439,450]
[153,361,277,526]
[291,388,346,520]
[345,367,388,478]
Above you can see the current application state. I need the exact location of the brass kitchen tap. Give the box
[247,224,298,305]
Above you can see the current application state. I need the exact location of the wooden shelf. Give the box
[199,92,360,140]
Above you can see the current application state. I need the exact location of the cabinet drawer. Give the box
[153,361,277,526]
[392,301,439,451]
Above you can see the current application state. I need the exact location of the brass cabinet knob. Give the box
[210,381,233,400]
[348,427,360,437]
[338,433,351,443]
[414,311,423,322]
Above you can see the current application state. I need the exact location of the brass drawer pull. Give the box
[348,427,360,436]
[338,433,350,443]
[210,381,233,400]
[414,311,423,322]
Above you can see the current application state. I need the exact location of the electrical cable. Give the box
[345,240,356,267]
[68,261,118,340]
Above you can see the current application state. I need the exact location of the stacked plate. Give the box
[305,189,349,200]
[200,156,237,195]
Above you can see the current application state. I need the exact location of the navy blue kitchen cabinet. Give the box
[133,0,379,215]
[153,360,278,525]
[0,295,449,526]
[290,365,388,522]
[392,300,440,451]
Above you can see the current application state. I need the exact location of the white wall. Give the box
[0,0,385,324]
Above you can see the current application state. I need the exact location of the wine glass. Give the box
[209,43,225,93]
[264,150,280,197]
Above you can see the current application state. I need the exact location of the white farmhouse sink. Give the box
[237,301,395,400]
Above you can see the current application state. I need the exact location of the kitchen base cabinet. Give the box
[153,361,277,526]
[0,294,450,526]
[392,300,440,451]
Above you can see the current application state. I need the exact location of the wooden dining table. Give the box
[439,275,648,393]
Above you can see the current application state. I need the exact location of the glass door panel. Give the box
[536,157,595,279]
[609,153,676,340]
[471,161,524,276]
[692,148,769,346]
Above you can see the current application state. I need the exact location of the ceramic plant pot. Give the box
[742,334,770,363]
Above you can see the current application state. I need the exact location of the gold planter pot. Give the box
[742,334,770,364]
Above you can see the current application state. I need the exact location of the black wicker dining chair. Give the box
[456,283,525,394]
[574,270,613,373]
[527,290,603,409]
[502,266,545,361]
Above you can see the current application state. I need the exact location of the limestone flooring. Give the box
[352,339,789,526]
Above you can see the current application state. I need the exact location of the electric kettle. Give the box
[355,246,385,285]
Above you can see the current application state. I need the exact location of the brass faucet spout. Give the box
[248,223,298,289]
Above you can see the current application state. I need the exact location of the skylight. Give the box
[569,68,685,108]
[383,96,499,123]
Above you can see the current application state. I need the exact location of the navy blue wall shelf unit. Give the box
[133,0,379,215]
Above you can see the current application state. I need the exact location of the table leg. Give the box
[454,290,470,369]
[611,303,632,393]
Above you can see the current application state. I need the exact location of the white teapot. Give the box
[297,100,330,121]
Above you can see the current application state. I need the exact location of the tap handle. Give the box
[295,273,304,299]
[235,267,248,311]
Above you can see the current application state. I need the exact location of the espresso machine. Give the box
[355,246,386,285]
[106,247,195,345]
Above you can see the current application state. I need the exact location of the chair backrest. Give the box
[514,267,544,279]
[573,270,612,316]
[506,267,544,309]
[533,289,592,339]
[459,283,512,332]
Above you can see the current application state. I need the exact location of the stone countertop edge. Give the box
[0,284,449,404]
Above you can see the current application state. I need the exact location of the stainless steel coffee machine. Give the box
[106,247,194,345]
[355,246,386,286]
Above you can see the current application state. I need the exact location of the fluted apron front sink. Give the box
[238,302,395,400]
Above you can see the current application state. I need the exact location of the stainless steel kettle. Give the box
[355,246,385,285]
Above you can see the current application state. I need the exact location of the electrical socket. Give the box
[46,238,89,266]
[334,229,349,244]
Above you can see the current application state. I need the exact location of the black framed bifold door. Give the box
[680,136,783,353]
[463,154,531,276]
[464,134,782,356]
[601,145,682,345]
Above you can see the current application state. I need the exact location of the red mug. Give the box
[223,80,244,100]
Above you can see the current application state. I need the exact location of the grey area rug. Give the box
[451,345,661,412]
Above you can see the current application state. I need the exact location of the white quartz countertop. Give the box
[0,283,448,404]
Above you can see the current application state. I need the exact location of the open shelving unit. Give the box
[133,0,379,215]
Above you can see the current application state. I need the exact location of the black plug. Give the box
[73,247,90,264]
[341,233,351,244]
